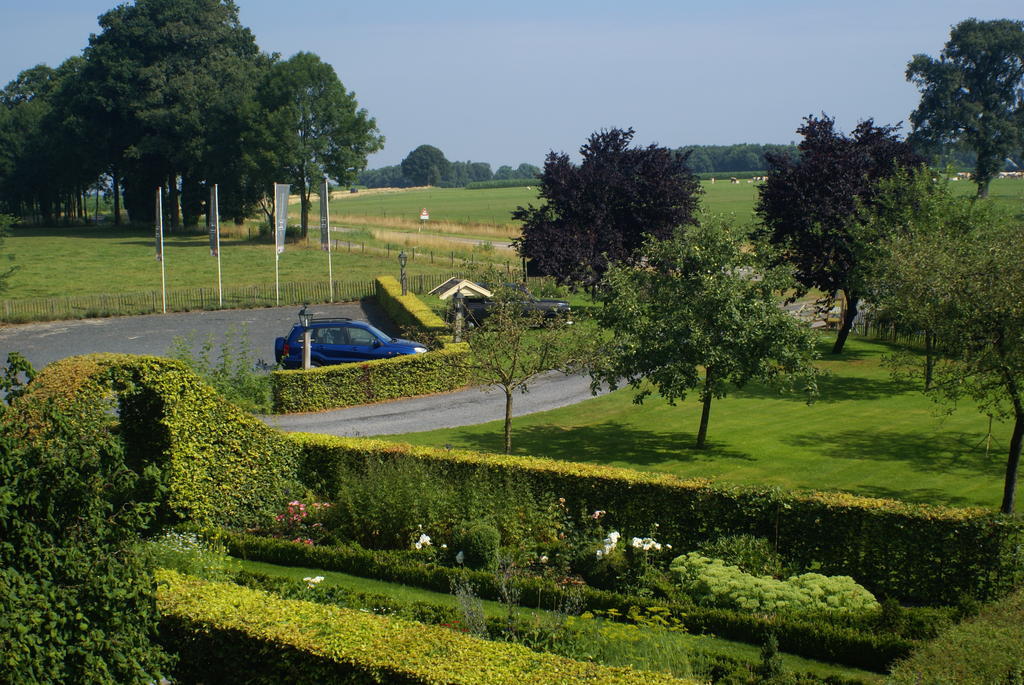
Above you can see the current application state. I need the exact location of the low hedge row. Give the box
[285,434,1024,605]
[375,275,448,333]
[222,532,917,672]
[271,341,471,413]
[887,588,1024,684]
[155,569,694,684]
[17,354,300,529]
[233,570,876,685]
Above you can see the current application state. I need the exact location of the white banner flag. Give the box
[320,177,330,253]
[209,184,220,257]
[155,189,163,262]
[274,183,290,254]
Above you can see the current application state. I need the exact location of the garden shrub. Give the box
[454,521,502,570]
[0,392,172,683]
[156,568,695,684]
[286,433,1024,604]
[222,532,917,672]
[698,534,786,578]
[670,553,879,614]
[18,354,301,529]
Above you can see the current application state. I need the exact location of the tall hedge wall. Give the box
[156,569,695,684]
[271,342,470,413]
[286,434,1024,605]
[375,274,448,332]
[17,354,300,529]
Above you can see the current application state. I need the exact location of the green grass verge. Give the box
[236,558,883,683]
[383,335,1012,510]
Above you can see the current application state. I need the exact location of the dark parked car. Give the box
[275,318,428,369]
[459,283,572,326]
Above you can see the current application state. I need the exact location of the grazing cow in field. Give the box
[730,177,739,184]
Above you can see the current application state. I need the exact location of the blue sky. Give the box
[2,1,1021,169]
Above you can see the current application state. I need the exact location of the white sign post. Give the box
[320,176,333,302]
[419,207,428,232]
[155,188,166,314]
[274,183,290,306]
[209,184,222,307]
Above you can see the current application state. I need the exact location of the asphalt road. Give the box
[0,300,390,373]
[263,372,609,437]
[0,302,607,436]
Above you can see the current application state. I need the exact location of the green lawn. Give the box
[1,226,465,299]
[384,335,1012,510]
[237,558,883,682]
[331,177,1024,227]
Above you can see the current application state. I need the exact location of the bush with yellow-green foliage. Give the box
[375,274,447,332]
[15,353,300,529]
[670,552,879,613]
[156,569,697,684]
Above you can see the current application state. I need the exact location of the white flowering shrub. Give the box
[670,552,879,613]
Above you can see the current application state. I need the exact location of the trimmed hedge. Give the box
[156,569,695,684]
[375,275,448,333]
[270,275,466,413]
[285,434,1024,605]
[18,354,300,529]
[271,341,470,413]
[222,532,917,672]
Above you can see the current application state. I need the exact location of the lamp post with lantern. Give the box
[298,303,312,370]
[398,250,408,296]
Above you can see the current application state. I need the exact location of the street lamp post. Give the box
[298,303,312,370]
[399,250,408,296]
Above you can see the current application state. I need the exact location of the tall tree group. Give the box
[0,0,382,228]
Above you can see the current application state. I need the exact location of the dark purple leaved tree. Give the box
[513,128,701,292]
[756,114,923,354]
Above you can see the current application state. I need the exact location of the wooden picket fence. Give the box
[0,274,443,324]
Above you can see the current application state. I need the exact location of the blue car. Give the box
[274,318,428,369]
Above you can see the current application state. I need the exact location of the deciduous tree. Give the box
[401,145,449,186]
[592,218,819,449]
[255,52,383,238]
[514,127,701,291]
[755,114,923,354]
[906,18,1024,197]
[458,271,584,454]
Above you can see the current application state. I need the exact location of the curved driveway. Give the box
[0,302,606,436]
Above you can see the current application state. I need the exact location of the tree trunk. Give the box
[696,369,713,449]
[924,331,935,391]
[113,168,121,226]
[503,390,514,454]
[1000,403,1023,515]
[299,179,310,240]
[832,292,859,355]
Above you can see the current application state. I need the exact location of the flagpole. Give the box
[211,184,222,308]
[275,187,280,307]
[322,175,333,302]
[156,187,166,313]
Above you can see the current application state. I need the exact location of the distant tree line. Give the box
[676,143,798,174]
[359,144,540,188]
[0,0,382,233]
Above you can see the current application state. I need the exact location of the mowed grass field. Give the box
[4,178,1021,300]
[383,335,1013,511]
